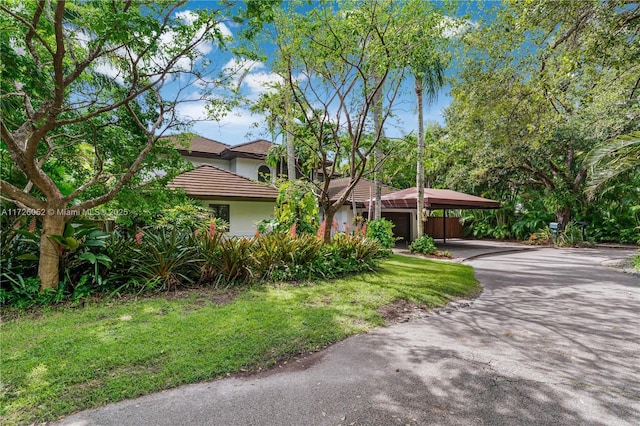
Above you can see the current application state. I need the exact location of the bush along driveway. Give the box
[54,247,640,426]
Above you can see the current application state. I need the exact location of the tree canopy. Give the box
[442,0,640,227]
[0,0,274,289]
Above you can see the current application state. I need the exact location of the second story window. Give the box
[258,165,271,183]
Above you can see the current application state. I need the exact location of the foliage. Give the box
[442,0,640,234]
[253,231,323,281]
[104,186,195,231]
[267,0,421,241]
[409,235,438,255]
[0,219,113,306]
[556,222,593,248]
[318,234,386,277]
[0,1,274,290]
[632,254,640,272]
[2,220,391,307]
[585,132,640,196]
[0,217,40,293]
[526,229,554,246]
[154,203,229,234]
[131,228,201,291]
[365,218,396,250]
[272,180,319,235]
[1,255,478,425]
[215,237,258,286]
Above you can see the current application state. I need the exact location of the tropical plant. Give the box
[131,228,201,291]
[586,132,640,196]
[216,237,257,286]
[273,180,319,235]
[365,218,396,251]
[409,235,438,255]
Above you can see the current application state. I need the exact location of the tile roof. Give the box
[167,134,229,157]
[327,177,396,204]
[169,165,278,200]
[372,187,500,210]
[223,139,275,159]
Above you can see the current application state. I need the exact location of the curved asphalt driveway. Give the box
[58,248,639,426]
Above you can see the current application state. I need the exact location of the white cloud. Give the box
[178,103,269,144]
[222,58,284,99]
[176,10,198,24]
[94,61,125,85]
[438,16,477,39]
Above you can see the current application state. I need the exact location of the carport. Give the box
[368,187,500,243]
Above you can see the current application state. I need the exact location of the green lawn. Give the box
[1,255,479,425]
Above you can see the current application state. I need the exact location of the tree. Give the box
[444,0,640,228]
[405,0,446,237]
[270,0,411,242]
[0,1,273,290]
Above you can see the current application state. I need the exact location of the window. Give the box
[258,165,271,183]
[209,204,230,222]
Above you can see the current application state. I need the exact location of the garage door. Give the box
[381,212,411,244]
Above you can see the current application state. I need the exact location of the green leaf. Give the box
[78,252,97,264]
[84,240,107,248]
[17,253,39,261]
[63,223,75,238]
[94,254,112,265]
[64,237,80,250]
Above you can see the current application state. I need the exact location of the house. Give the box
[167,135,279,237]
[168,134,499,242]
[171,135,277,183]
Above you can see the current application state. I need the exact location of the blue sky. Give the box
[172,1,480,145]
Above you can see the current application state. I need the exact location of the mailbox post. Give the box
[549,222,559,243]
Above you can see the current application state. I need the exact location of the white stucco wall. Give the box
[231,158,274,182]
[205,199,276,237]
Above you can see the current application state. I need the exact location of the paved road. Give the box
[58,248,640,426]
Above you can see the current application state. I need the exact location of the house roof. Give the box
[167,135,230,158]
[168,165,278,201]
[369,187,500,210]
[327,177,396,205]
[222,139,275,160]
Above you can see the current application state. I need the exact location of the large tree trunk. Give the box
[38,212,66,291]
[416,77,425,239]
[285,93,296,182]
[372,75,383,220]
[323,208,336,244]
[555,207,571,230]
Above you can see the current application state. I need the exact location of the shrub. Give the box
[409,235,438,255]
[527,228,553,245]
[131,228,201,290]
[365,218,396,250]
[252,231,323,281]
[0,218,40,296]
[271,180,320,235]
[216,236,256,286]
[556,221,594,248]
[314,234,384,277]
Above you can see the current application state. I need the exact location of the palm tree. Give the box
[414,58,444,238]
[585,131,640,197]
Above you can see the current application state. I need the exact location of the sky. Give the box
[169,1,477,146]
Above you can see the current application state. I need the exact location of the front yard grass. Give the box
[1,255,479,425]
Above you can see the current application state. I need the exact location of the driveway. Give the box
[58,247,639,426]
